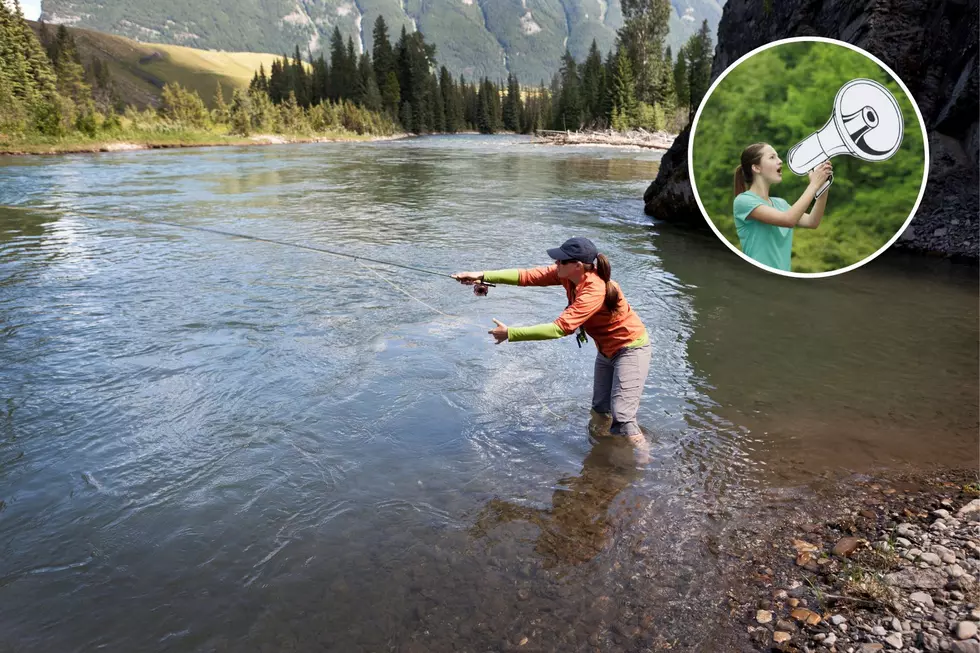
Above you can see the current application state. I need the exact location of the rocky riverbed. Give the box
[727,471,980,652]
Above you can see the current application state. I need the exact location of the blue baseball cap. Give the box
[547,237,598,264]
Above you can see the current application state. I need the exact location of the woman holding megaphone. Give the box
[732,142,832,272]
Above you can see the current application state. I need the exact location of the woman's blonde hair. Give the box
[733,143,768,196]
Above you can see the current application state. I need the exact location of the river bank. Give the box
[723,468,980,652]
[0,130,410,156]
[533,128,677,150]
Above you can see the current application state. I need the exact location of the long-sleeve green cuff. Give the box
[508,322,567,342]
[482,269,520,285]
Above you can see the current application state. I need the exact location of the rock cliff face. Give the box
[644,0,979,260]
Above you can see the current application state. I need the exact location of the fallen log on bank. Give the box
[533,128,677,150]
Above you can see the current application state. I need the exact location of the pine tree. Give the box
[431,74,445,132]
[399,100,413,132]
[580,39,604,127]
[673,43,689,110]
[329,27,347,101]
[381,71,400,119]
[653,46,676,122]
[212,81,230,123]
[502,73,522,132]
[230,88,252,135]
[476,78,493,133]
[618,0,671,104]
[0,0,61,134]
[439,66,458,133]
[161,83,209,128]
[556,50,582,131]
[292,45,309,106]
[372,16,393,83]
[609,48,637,131]
[685,20,713,123]
[355,54,383,112]
[310,54,327,104]
[50,24,91,109]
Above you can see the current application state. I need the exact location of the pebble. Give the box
[957,499,980,517]
[825,632,838,646]
[773,631,791,643]
[951,641,980,653]
[933,544,958,564]
[956,620,978,639]
[897,538,913,547]
[884,632,903,649]
[872,625,887,636]
[920,552,944,566]
[834,536,864,557]
[911,591,936,608]
[858,644,885,652]
[948,564,966,578]
[791,608,822,625]
[891,617,902,632]
[970,609,980,621]
[756,610,773,624]
[887,568,946,589]
[897,524,917,538]
[832,615,848,626]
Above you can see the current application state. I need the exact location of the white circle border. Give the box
[686,36,931,279]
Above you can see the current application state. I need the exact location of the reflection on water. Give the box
[472,433,643,567]
[0,135,975,652]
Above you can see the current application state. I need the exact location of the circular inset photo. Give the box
[689,37,928,277]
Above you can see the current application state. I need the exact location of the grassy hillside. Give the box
[40,0,724,82]
[28,21,285,109]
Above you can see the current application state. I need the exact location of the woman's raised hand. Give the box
[451,271,483,285]
[808,161,833,188]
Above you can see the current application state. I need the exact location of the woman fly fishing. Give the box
[732,143,833,271]
[452,237,651,458]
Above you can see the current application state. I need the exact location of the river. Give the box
[1,135,976,652]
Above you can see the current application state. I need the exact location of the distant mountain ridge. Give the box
[40,0,723,83]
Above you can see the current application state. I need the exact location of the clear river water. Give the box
[1,135,976,652]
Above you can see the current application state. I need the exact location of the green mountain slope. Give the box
[27,21,285,108]
[40,0,724,82]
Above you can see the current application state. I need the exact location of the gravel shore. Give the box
[730,472,980,652]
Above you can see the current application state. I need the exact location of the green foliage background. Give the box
[691,42,925,273]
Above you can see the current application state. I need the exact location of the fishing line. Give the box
[9,204,462,282]
[3,204,567,419]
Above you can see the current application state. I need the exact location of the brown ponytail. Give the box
[733,142,768,197]
[593,253,621,312]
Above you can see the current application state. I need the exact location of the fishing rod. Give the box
[3,205,496,293]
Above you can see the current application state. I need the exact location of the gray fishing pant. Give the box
[592,343,651,436]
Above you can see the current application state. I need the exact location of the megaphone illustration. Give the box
[787,78,904,198]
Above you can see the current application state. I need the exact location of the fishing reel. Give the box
[472,282,494,297]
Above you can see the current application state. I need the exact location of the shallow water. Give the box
[0,135,976,652]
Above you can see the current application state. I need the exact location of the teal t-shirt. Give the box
[733,191,794,271]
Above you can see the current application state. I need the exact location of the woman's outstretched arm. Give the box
[452,266,561,286]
